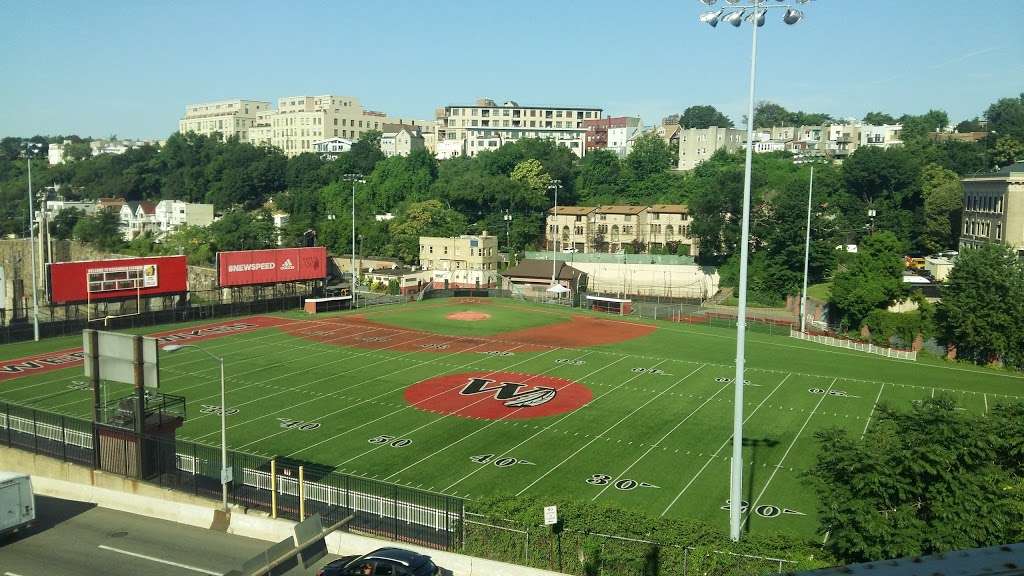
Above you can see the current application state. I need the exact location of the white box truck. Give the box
[0,472,35,537]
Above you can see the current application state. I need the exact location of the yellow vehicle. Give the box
[904,256,926,270]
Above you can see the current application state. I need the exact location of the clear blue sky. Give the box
[2,0,1022,140]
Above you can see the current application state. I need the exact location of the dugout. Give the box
[586,294,632,315]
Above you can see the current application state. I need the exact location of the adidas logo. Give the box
[280,259,295,270]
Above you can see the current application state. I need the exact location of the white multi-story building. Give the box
[380,125,425,157]
[48,139,162,165]
[153,200,214,234]
[419,233,500,288]
[436,98,602,159]
[860,124,903,148]
[312,138,353,160]
[179,99,272,142]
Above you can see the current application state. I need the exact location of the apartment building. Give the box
[592,206,648,253]
[647,204,697,256]
[678,126,745,170]
[960,162,1024,259]
[312,138,353,161]
[546,206,597,252]
[48,139,163,165]
[436,98,602,159]
[118,199,215,240]
[860,124,903,148]
[584,117,642,156]
[419,233,500,288]
[179,99,272,142]
[380,125,425,157]
[267,95,387,157]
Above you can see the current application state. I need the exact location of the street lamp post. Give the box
[23,143,42,341]
[800,165,814,333]
[342,174,365,292]
[503,210,513,264]
[547,179,562,286]
[162,344,229,511]
[696,0,809,542]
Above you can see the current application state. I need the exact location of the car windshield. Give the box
[410,559,436,576]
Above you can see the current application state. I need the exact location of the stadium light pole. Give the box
[342,174,365,291]
[547,179,562,287]
[800,165,814,333]
[162,344,229,511]
[504,209,513,263]
[23,143,42,341]
[697,0,809,542]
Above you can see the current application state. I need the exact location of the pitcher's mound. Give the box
[447,311,491,321]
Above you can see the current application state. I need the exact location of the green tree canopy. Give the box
[992,136,1024,166]
[899,109,949,140]
[918,164,963,253]
[208,208,276,252]
[754,101,833,128]
[678,105,733,129]
[808,398,1024,563]
[509,158,552,191]
[72,207,123,252]
[387,199,467,264]
[862,111,897,125]
[49,207,83,240]
[937,243,1024,368]
[984,93,1024,140]
[623,133,675,181]
[829,232,906,329]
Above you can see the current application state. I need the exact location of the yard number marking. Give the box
[277,418,320,431]
[721,500,805,518]
[200,405,239,416]
[67,380,91,391]
[632,367,669,375]
[586,474,659,490]
[808,388,859,398]
[360,336,390,343]
[369,435,413,447]
[419,343,450,350]
[481,351,515,357]
[469,453,535,467]
[715,377,755,386]
[555,358,585,365]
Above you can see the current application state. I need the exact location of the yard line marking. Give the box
[512,359,680,496]
[660,373,792,517]
[984,393,988,414]
[742,377,838,527]
[379,352,619,480]
[860,382,885,438]
[593,372,729,502]
[437,355,646,492]
[5,572,28,576]
[282,343,551,457]
[97,545,222,575]
[202,332,460,444]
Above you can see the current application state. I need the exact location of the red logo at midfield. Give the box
[405,371,592,420]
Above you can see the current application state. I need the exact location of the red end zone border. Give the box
[0,316,294,382]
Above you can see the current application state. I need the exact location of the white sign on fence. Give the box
[544,505,558,526]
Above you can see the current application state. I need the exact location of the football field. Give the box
[2,297,1021,538]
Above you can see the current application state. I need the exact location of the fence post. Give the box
[298,465,305,520]
[192,442,199,495]
[33,409,38,453]
[5,403,11,447]
[270,459,277,519]
[61,416,67,461]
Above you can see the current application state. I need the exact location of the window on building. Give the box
[996,223,1002,240]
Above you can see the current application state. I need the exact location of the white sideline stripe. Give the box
[97,545,223,575]
[513,359,674,497]
[379,351,612,480]
[593,370,728,501]
[5,572,28,576]
[660,372,792,517]
[861,382,885,438]
[742,377,838,527]
[296,343,548,459]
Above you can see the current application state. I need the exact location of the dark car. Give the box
[317,547,452,576]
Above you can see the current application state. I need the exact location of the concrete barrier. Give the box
[0,446,567,576]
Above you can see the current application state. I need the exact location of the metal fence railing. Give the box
[0,284,319,345]
[0,398,464,552]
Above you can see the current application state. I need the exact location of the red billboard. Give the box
[48,256,189,304]
[217,247,327,287]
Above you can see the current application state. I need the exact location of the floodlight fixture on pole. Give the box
[162,343,229,511]
[504,210,513,260]
[547,179,562,288]
[342,174,365,292]
[695,0,810,542]
[23,143,43,342]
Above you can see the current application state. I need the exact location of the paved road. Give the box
[0,496,337,576]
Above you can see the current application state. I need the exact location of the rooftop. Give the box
[597,205,648,215]
[649,204,688,214]
[549,206,596,216]
[503,259,584,282]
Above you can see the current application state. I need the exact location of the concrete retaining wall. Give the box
[0,446,566,576]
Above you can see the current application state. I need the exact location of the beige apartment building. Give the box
[960,162,1024,259]
[436,98,602,159]
[678,126,745,170]
[380,125,426,157]
[546,204,699,255]
[419,233,500,288]
[179,99,271,142]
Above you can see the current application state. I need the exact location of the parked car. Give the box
[317,547,452,576]
[0,472,35,538]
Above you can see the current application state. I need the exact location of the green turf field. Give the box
[2,297,1021,539]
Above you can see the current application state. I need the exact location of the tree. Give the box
[918,164,963,253]
[509,158,551,191]
[754,101,794,127]
[348,130,385,175]
[72,208,124,252]
[937,243,1024,368]
[955,117,985,133]
[161,225,215,265]
[829,232,906,329]
[862,112,896,125]
[678,105,733,129]
[984,93,1024,140]
[64,141,92,162]
[623,133,674,181]
[209,209,276,252]
[576,149,624,205]
[899,110,949,140]
[49,207,83,240]
[808,398,1024,564]
[992,136,1024,166]
[387,200,467,264]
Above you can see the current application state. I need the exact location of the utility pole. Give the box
[24,143,42,341]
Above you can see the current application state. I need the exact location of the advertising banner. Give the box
[217,247,327,287]
[48,256,188,304]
